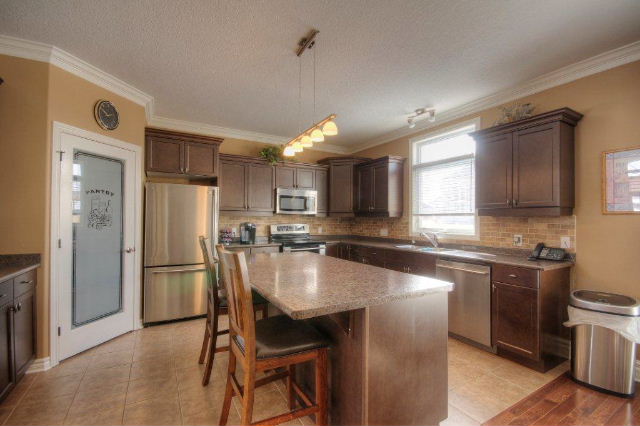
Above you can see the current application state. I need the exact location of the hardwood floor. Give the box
[483,373,640,426]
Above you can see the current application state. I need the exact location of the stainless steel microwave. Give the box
[275,188,317,215]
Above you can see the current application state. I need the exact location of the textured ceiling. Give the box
[1,0,640,147]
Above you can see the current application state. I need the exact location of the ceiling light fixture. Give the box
[407,107,436,128]
[283,29,338,157]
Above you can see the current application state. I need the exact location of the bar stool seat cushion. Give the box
[219,290,268,308]
[234,315,330,359]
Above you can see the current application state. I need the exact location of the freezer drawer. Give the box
[143,265,208,323]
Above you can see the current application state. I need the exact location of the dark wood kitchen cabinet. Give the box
[318,157,369,217]
[274,163,322,190]
[145,128,223,178]
[491,264,570,372]
[0,268,37,403]
[219,154,274,216]
[472,108,582,216]
[355,156,405,217]
[315,168,328,214]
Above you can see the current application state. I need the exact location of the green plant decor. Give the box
[259,146,282,165]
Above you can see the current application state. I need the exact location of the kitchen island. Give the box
[246,252,453,426]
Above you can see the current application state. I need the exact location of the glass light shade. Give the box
[300,135,313,148]
[283,146,295,157]
[292,140,303,152]
[322,120,338,136]
[310,128,325,142]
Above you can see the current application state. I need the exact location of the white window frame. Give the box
[409,117,481,240]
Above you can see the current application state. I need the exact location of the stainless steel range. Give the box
[269,224,326,254]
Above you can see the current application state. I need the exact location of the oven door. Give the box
[276,188,318,215]
[283,244,326,255]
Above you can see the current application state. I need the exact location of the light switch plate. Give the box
[380,228,389,237]
[513,234,523,246]
[317,226,323,234]
[560,236,571,249]
[231,227,237,236]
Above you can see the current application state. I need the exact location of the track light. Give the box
[407,107,436,128]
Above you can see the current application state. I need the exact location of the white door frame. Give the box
[49,121,143,368]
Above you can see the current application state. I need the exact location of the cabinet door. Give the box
[385,261,408,273]
[146,136,184,174]
[371,163,389,212]
[513,124,558,208]
[492,282,539,360]
[250,246,280,254]
[356,166,373,213]
[0,303,14,401]
[184,141,218,177]
[219,161,247,211]
[276,166,296,188]
[315,169,328,213]
[296,168,315,189]
[13,291,34,377]
[325,243,339,258]
[476,133,513,209]
[329,163,354,213]
[247,164,274,212]
[406,256,436,277]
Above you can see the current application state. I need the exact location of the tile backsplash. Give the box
[220,214,576,252]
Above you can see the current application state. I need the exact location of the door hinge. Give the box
[58,239,62,248]
[58,326,61,336]
[57,150,65,161]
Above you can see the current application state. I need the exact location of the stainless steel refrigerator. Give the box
[143,182,218,323]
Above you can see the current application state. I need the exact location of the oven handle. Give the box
[284,246,326,252]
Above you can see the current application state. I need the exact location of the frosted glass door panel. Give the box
[72,151,124,327]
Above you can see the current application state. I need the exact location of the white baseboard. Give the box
[26,357,51,374]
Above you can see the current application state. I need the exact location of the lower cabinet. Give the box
[492,282,539,360]
[330,243,436,278]
[0,268,37,403]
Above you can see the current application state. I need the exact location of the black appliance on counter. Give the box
[240,222,256,244]
[269,224,326,254]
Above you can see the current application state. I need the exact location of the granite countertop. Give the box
[322,237,573,271]
[0,254,41,282]
[246,252,452,319]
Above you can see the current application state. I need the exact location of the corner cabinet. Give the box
[318,157,369,217]
[472,108,582,216]
[219,154,275,216]
[355,156,405,217]
[0,268,37,403]
[145,128,223,178]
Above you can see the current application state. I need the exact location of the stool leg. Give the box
[198,305,211,364]
[262,304,269,319]
[219,351,237,426]
[202,308,219,386]
[315,348,328,426]
[240,367,256,426]
[287,364,296,410]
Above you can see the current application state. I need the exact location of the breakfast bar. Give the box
[246,252,453,426]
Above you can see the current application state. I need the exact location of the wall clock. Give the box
[94,100,119,130]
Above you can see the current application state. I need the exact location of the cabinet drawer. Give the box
[0,279,13,306]
[251,246,280,254]
[492,264,538,288]
[14,270,36,298]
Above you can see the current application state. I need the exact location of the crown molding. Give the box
[350,39,640,154]
[148,115,350,154]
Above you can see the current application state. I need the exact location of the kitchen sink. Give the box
[395,244,418,249]
[417,247,456,253]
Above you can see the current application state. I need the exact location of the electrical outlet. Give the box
[560,236,571,249]
[380,228,389,237]
[231,227,237,237]
[317,226,323,234]
[513,234,523,246]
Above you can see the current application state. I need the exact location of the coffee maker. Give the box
[239,222,256,244]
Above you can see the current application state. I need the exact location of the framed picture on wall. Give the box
[602,146,640,214]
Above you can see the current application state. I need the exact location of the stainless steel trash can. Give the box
[570,290,640,397]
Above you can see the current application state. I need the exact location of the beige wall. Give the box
[354,60,640,299]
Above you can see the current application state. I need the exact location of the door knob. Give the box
[125,247,135,253]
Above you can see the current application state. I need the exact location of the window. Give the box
[411,119,479,237]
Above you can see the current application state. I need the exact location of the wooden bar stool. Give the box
[198,236,269,386]
[216,244,330,426]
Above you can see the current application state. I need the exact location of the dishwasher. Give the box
[436,259,492,348]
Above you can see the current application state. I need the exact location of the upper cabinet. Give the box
[318,157,369,217]
[355,156,405,217]
[145,128,222,178]
[472,108,582,216]
[275,165,316,189]
[219,154,275,216]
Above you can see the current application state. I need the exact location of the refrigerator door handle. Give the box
[151,267,206,274]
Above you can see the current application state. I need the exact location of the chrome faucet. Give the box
[420,231,439,249]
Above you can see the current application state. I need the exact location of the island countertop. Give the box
[246,252,453,320]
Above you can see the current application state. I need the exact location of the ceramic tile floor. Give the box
[0,318,568,426]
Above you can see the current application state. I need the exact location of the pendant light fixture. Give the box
[283,29,338,157]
